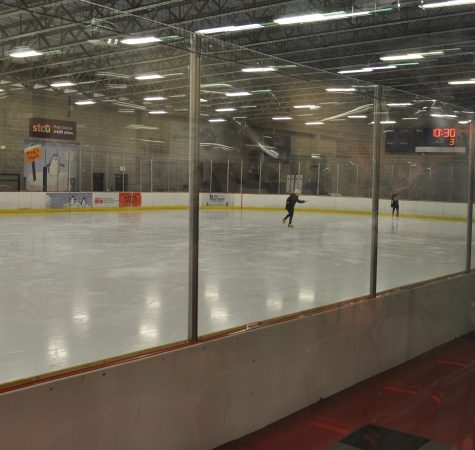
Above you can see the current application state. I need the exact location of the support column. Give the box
[370,85,382,297]
[466,122,474,272]
[188,33,201,342]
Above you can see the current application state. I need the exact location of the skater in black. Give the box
[391,192,399,217]
[282,189,305,227]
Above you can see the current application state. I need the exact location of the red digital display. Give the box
[433,128,456,146]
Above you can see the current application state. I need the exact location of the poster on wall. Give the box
[29,117,76,141]
[24,140,77,192]
[93,192,119,208]
[46,192,92,209]
[202,193,233,206]
[119,192,141,208]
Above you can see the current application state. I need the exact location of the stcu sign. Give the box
[29,117,76,141]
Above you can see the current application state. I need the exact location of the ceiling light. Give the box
[10,48,43,58]
[430,113,457,118]
[135,74,164,80]
[215,108,236,112]
[387,102,413,106]
[326,88,356,92]
[275,10,371,25]
[367,65,397,71]
[381,120,397,124]
[241,67,276,73]
[458,120,471,124]
[305,121,324,125]
[420,0,475,8]
[348,115,367,118]
[240,105,257,108]
[272,116,293,120]
[75,100,95,105]
[448,79,475,85]
[200,98,208,103]
[225,91,252,97]
[380,53,425,61]
[402,117,418,120]
[201,83,233,88]
[148,110,168,114]
[121,36,161,45]
[197,24,262,34]
[144,96,166,101]
[209,118,226,122]
[51,81,76,87]
[293,105,320,109]
[339,68,373,74]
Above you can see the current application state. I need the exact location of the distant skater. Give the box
[391,192,399,217]
[282,189,305,228]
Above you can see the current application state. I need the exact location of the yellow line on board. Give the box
[0,205,471,222]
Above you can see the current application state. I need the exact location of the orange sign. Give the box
[119,192,142,208]
[24,145,43,163]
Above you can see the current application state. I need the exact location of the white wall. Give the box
[0,272,473,450]
[0,191,469,218]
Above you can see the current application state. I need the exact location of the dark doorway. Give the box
[114,173,128,191]
[93,173,104,191]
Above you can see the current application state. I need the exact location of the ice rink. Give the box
[0,209,468,385]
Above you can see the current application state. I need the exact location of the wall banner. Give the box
[46,192,92,209]
[24,140,77,192]
[202,193,233,207]
[93,193,119,208]
[29,117,76,141]
[119,192,141,208]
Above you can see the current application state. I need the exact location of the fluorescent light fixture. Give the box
[121,36,161,45]
[240,105,257,108]
[200,98,208,103]
[275,10,370,25]
[348,115,367,118]
[209,118,226,122]
[369,65,397,71]
[197,24,262,34]
[448,79,475,85]
[51,81,76,87]
[135,74,163,80]
[148,110,168,114]
[241,67,276,73]
[75,100,95,105]
[387,102,413,106]
[326,88,356,92]
[225,91,252,97]
[381,53,425,61]
[305,121,324,125]
[311,153,321,158]
[215,108,236,112]
[293,105,320,109]
[430,113,457,118]
[381,120,396,124]
[339,68,373,74]
[10,48,43,58]
[402,117,418,120]
[272,116,293,120]
[459,120,471,124]
[126,124,159,130]
[421,0,475,8]
[201,83,233,88]
[144,96,166,101]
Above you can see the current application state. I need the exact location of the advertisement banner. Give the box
[24,140,77,192]
[29,117,76,141]
[119,192,141,208]
[46,192,92,209]
[202,193,233,207]
[93,192,119,208]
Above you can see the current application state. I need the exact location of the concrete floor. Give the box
[0,209,468,385]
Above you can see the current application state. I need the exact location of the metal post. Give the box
[298,160,301,175]
[91,152,94,191]
[210,159,213,193]
[226,159,230,193]
[240,159,243,208]
[177,159,180,191]
[450,163,454,202]
[278,162,281,195]
[466,122,474,272]
[106,152,109,191]
[79,148,82,191]
[167,160,170,192]
[355,163,359,196]
[370,85,382,297]
[139,155,142,192]
[258,154,263,194]
[317,163,321,196]
[409,165,412,200]
[336,162,340,194]
[150,160,153,192]
[122,152,125,192]
[188,33,201,342]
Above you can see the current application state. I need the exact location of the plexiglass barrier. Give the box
[0,2,473,384]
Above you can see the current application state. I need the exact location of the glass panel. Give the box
[0,7,191,384]
[377,88,470,291]
[198,36,375,337]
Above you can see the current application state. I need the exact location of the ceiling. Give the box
[0,0,474,123]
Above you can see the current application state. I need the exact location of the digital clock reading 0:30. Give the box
[433,127,456,146]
